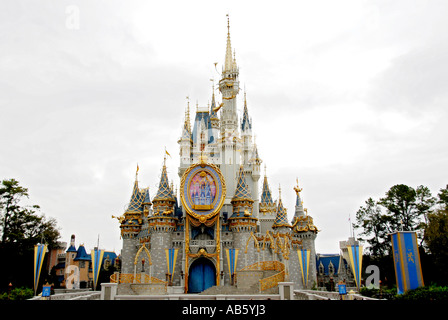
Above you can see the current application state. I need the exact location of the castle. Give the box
[113,17,319,294]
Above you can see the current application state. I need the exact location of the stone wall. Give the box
[121,238,137,274]
[117,283,166,295]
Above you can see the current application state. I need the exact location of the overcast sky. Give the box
[1,0,447,255]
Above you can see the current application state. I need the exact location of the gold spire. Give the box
[185,97,191,133]
[224,14,235,72]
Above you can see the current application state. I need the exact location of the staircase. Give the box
[200,270,279,295]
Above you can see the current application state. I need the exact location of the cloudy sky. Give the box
[1,0,447,255]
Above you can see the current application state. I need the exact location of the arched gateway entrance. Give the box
[188,258,216,293]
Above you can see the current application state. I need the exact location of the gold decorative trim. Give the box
[180,162,226,222]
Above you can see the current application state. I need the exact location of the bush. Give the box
[0,287,34,300]
[395,285,448,301]
[360,286,398,300]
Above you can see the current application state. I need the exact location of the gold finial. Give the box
[279,184,282,199]
[264,164,267,176]
[294,178,303,195]
[227,14,230,34]
[135,163,139,180]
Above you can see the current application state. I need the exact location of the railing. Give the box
[260,270,285,291]
[240,260,285,291]
[293,289,383,300]
[190,240,216,246]
[29,291,100,300]
[189,240,216,253]
[110,273,167,287]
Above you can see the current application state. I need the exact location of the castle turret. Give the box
[142,187,152,217]
[151,157,176,220]
[272,186,292,232]
[65,234,77,280]
[229,166,258,271]
[178,101,193,176]
[148,157,177,280]
[290,181,318,289]
[241,92,252,165]
[119,167,145,273]
[259,169,277,233]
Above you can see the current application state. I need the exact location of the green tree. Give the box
[423,185,448,285]
[354,198,394,257]
[0,178,61,292]
[379,184,428,232]
[437,184,448,208]
[354,184,438,287]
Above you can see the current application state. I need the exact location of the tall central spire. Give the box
[224,14,234,72]
[219,14,239,131]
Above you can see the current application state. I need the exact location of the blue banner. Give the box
[297,249,310,288]
[225,248,239,277]
[91,248,104,290]
[390,231,424,294]
[165,248,179,282]
[33,244,47,296]
[347,244,363,290]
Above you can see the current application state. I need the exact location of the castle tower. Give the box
[148,157,177,280]
[229,166,258,271]
[142,187,152,218]
[218,16,242,209]
[64,234,77,286]
[178,101,193,176]
[249,142,262,219]
[119,169,145,274]
[290,181,318,288]
[219,15,239,132]
[259,169,277,234]
[209,90,221,163]
[272,186,292,233]
[241,92,252,165]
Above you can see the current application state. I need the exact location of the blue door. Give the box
[188,258,216,293]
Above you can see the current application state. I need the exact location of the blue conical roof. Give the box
[74,245,91,261]
[260,175,273,206]
[273,188,291,228]
[142,187,151,205]
[232,166,252,201]
[126,179,144,213]
[241,94,252,132]
[153,160,175,202]
[210,92,218,120]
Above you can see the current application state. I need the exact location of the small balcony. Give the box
[189,240,216,254]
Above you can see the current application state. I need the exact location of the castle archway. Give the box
[188,258,216,293]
